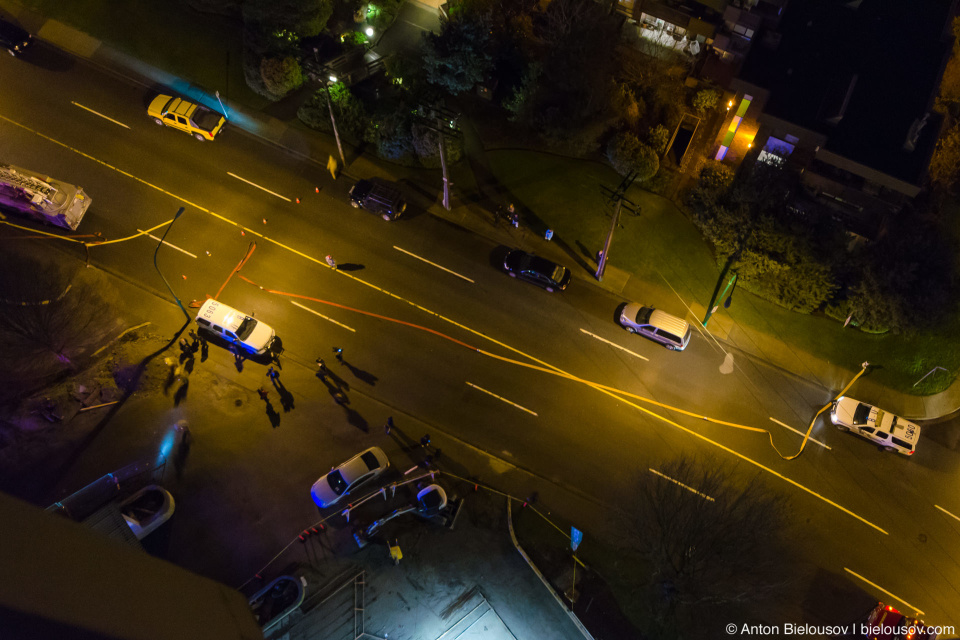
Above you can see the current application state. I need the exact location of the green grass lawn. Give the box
[487,150,960,396]
[21,0,267,108]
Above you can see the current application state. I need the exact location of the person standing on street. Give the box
[325,255,337,270]
[333,347,343,363]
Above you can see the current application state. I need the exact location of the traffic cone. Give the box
[315,187,320,193]
[296,197,301,204]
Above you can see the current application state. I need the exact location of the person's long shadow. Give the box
[317,370,350,405]
[273,380,296,412]
[342,360,378,386]
[265,401,281,428]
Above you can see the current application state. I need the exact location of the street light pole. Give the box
[154,207,191,322]
[314,49,346,170]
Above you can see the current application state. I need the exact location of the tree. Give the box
[256,56,304,100]
[928,122,960,193]
[421,16,493,95]
[242,0,333,37]
[297,83,368,141]
[847,204,958,333]
[619,457,793,638]
[647,124,670,155]
[0,251,120,401]
[692,88,720,115]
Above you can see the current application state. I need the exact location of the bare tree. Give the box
[0,250,120,400]
[619,457,794,636]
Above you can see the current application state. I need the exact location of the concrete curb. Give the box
[506,498,595,640]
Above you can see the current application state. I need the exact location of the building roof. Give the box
[738,0,954,187]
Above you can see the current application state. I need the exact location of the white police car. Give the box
[830,396,920,456]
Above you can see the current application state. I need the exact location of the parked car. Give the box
[0,18,31,56]
[618,303,692,351]
[348,178,407,220]
[118,485,175,540]
[830,396,920,456]
[195,299,277,356]
[502,250,571,292]
[311,447,390,508]
[147,94,226,141]
[248,575,306,632]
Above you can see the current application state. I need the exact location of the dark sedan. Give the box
[502,250,572,292]
[0,18,31,56]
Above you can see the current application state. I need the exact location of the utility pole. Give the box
[314,49,346,168]
[596,171,638,281]
[416,105,462,211]
[153,207,191,322]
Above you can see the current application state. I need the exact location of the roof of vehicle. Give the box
[340,447,387,482]
[196,299,246,333]
[0,18,29,41]
[648,309,691,336]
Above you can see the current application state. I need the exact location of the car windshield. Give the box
[326,470,347,496]
[853,403,873,425]
[235,317,258,341]
[634,307,654,324]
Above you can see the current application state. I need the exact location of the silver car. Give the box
[311,447,390,508]
[619,303,692,351]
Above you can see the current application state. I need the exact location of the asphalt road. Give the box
[2,42,959,629]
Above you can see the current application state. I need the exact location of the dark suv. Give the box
[0,18,31,56]
[348,179,407,221]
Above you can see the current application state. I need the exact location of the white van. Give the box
[195,299,277,355]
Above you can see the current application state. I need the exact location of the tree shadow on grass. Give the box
[38,318,193,504]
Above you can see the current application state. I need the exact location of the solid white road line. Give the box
[843,568,924,616]
[290,300,356,332]
[580,328,649,361]
[227,172,292,202]
[71,102,130,129]
[769,417,832,450]
[466,382,538,417]
[648,468,715,501]
[137,229,197,258]
[393,246,475,283]
[935,504,960,523]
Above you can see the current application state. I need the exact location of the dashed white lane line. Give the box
[935,504,960,523]
[290,300,356,332]
[71,102,130,129]
[137,229,197,258]
[393,246,475,283]
[769,417,832,450]
[844,568,924,616]
[466,382,538,417]
[227,172,292,202]
[649,468,715,501]
[580,328,649,361]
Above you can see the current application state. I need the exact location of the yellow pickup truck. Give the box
[147,94,225,141]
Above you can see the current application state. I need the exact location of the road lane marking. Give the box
[843,568,924,616]
[935,504,960,523]
[649,469,715,501]
[466,382,538,417]
[770,418,831,450]
[393,246,475,283]
[227,172,292,202]
[579,329,649,361]
[0,111,884,537]
[70,102,130,129]
[290,300,356,332]
[136,229,197,258]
